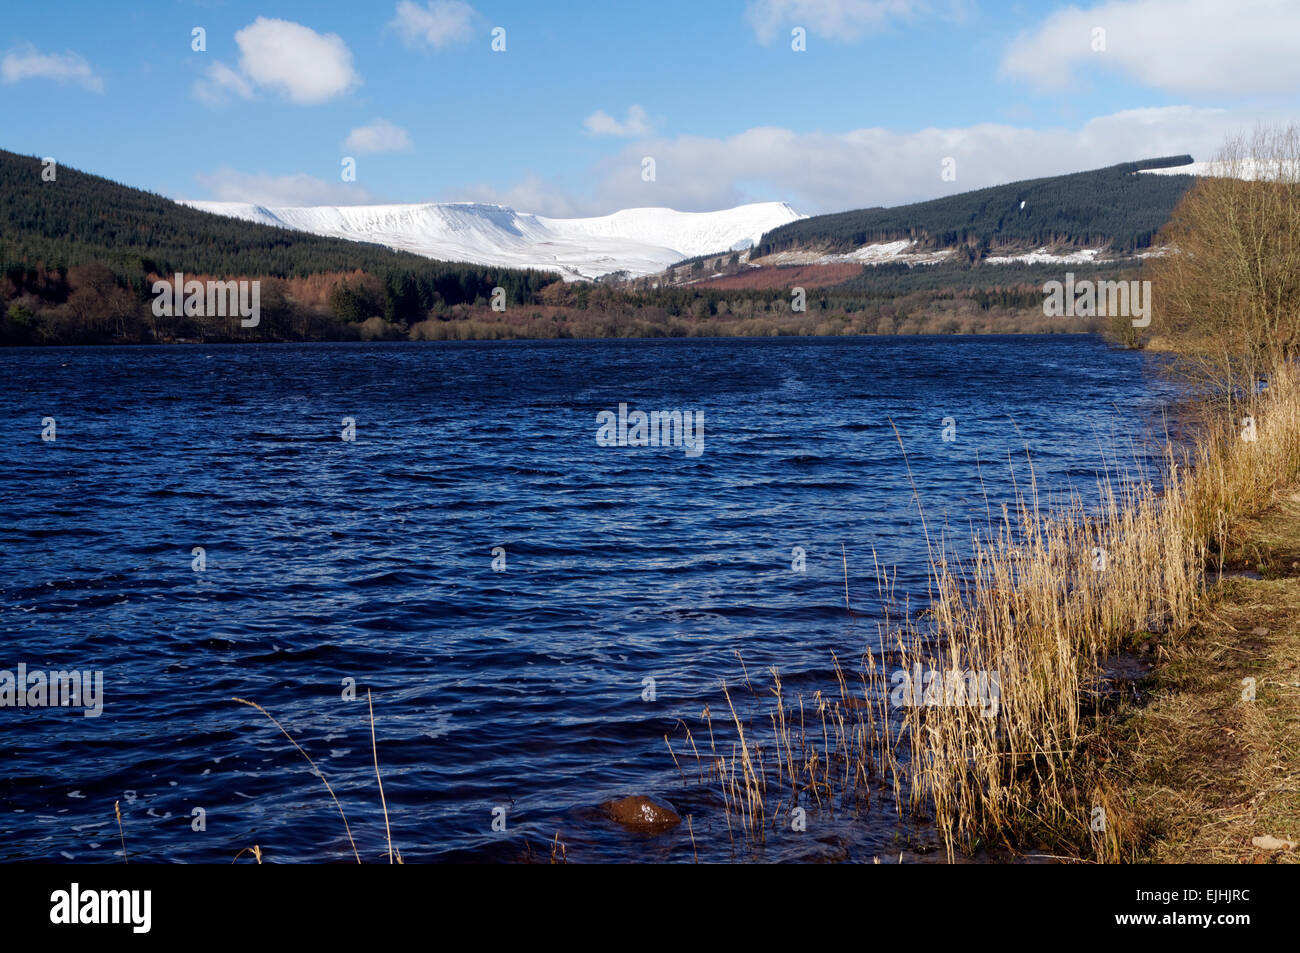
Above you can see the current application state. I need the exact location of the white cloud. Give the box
[233,17,359,104]
[194,167,384,207]
[583,105,655,137]
[1000,0,1300,97]
[192,61,254,107]
[389,0,478,50]
[454,106,1271,217]
[345,118,414,154]
[1,45,103,93]
[745,0,928,44]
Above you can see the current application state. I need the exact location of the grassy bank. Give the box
[1097,492,1300,863]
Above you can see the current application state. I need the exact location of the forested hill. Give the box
[0,148,558,303]
[751,157,1197,258]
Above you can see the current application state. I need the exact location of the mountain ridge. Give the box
[179,198,805,281]
[750,157,1198,261]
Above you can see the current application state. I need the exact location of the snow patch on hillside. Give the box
[757,241,1132,269]
[755,240,955,267]
[983,247,1104,265]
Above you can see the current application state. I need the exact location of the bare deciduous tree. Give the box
[1145,126,1300,408]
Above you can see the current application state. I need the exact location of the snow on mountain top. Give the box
[1138,158,1300,180]
[538,203,802,256]
[179,198,804,280]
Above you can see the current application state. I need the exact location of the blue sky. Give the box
[1,0,1297,215]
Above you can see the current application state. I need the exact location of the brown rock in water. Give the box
[602,795,681,834]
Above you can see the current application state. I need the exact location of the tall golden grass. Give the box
[679,357,1300,861]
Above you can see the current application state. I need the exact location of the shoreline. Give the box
[0,324,1109,349]
[940,363,1300,863]
[1096,488,1300,863]
[668,357,1300,864]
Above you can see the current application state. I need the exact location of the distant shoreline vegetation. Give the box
[2,250,1122,346]
[0,146,1143,346]
[1,276,1105,345]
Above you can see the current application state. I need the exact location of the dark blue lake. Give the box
[0,335,1180,863]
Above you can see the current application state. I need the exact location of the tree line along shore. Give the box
[1,147,1178,347]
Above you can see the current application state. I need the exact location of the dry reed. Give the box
[675,358,1300,861]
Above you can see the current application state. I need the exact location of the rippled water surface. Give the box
[0,336,1180,862]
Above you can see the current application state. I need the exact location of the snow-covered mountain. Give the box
[178,199,804,280]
